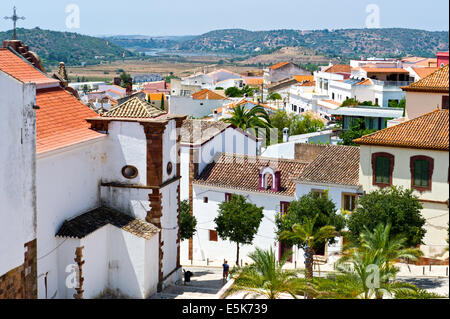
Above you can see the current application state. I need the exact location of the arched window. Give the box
[410,156,434,192]
[371,153,394,188]
[258,166,281,192]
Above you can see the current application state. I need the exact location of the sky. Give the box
[0,0,448,37]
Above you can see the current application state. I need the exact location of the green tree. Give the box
[120,71,132,88]
[339,118,377,146]
[180,200,197,241]
[280,215,337,279]
[270,110,325,143]
[333,224,423,299]
[222,105,271,131]
[215,195,264,265]
[267,92,282,101]
[276,192,346,251]
[347,186,426,247]
[226,248,300,299]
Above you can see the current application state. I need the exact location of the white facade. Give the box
[0,71,37,277]
[359,145,449,258]
[169,95,227,118]
[180,126,259,201]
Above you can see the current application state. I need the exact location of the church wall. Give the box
[0,71,37,298]
[36,138,107,299]
[102,121,147,186]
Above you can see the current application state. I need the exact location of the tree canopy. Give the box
[180,200,197,241]
[347,186,426,247]
[270,110,325,143]
[215,195,264,265]
[276,192,346,250]
[339,118,377,146]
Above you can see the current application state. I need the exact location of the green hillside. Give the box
[174,28,449,58]
[0,28,134,68]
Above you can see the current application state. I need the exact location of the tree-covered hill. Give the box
[174,28,449,58]
[0,28,134,68]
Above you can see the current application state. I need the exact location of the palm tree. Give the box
[333,224,423,299]
[225,248,301,299]
[280,215,337,279]
[222,104,271,131]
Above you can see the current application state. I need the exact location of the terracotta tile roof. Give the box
[0,48,59,86]
[194,153,310,196]
[56,207,160,240]
[356,79,373,85]
[293,75,314,83]
[296,145,360,186]
[245,77,264,86]
[322,64,352,74]
[181,119,230,145]
[411,67,439,79]
[192,89,226,100]
[102,97,166,119]
[360,67,410,73]
[413,58,437,67]
[270,62,291,70]
[354,109,449,151]
[36,88,105,154]
[403,64,449,92]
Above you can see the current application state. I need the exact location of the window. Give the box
[225,193,232,202]
[203,197,208,203]
[209,230,218,242]
[442,96,449,110]
[166,162,173,176]
[372,153,394,187]
[410,156,434,192]
[311,189,325,198]
[122,165,138,179]
[280,202,290,215]
[342,194,357,212]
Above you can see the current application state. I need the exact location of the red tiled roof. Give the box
[296,145,360,186]
[36,88,104,154]
[360,67,409,73]
[411,67,439,79]
[192,89,226,100]
[322,64,352,74]
[354,109,449,151]
[403,64,449,92]
[270,62,291,70]
[194,153,309,196]
[0,48,59,86]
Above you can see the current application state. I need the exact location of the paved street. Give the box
[150,267,225,299]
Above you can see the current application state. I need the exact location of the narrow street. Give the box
[150,267,225,299]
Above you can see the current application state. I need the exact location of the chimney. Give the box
[283,128,289,143]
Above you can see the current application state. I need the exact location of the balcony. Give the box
[371,80,414,87]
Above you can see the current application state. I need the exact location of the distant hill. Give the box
[173,28,449,58]
[0,28,134,68]
[103,35,196,51]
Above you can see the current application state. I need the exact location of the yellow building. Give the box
[355,110,449,259]
[402,64,449,120]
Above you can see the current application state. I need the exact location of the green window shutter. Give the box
[414,160,429,187]
[375,156,390,184]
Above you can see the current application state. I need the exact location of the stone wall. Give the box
[0,240,37,299]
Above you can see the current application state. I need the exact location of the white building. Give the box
[1,46,186,299]
[169,89,229,118]
[0,48,39,298]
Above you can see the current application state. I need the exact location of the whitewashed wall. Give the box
[180,128,259,200]
[360,145,450,257]
[36,138,107,299]
[169,96,226,118]
[57,225,159,299]
[189,185,294,265]
[102,121,147,186]
[0,71,37,276]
